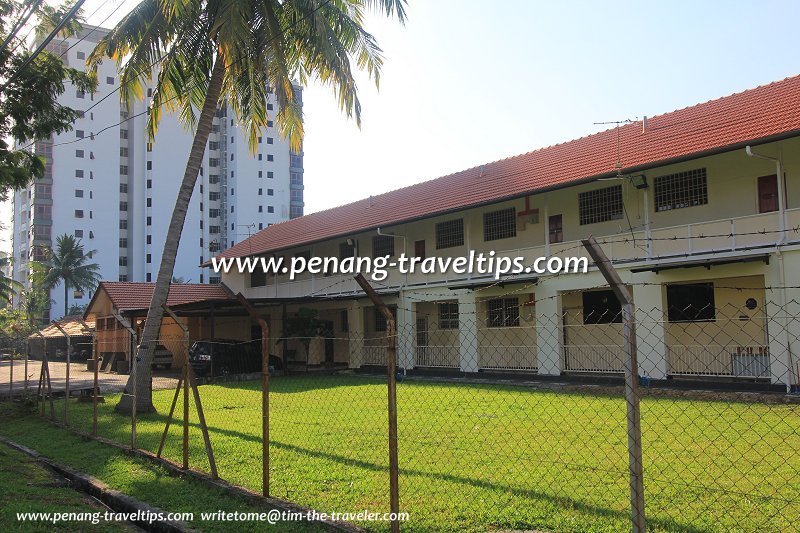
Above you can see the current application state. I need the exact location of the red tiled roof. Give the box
[93,282,232,313]
[219,75,800,259]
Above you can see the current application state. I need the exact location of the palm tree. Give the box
[43,234,100,318]
[0,254,22,305]
[90,0,406,413]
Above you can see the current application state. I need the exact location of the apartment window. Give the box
[267,154,273,162]
[209,141,219,150]
[147,179,152,189]
[75,169,84,178]
[119,238,128,248]
[372,235,394,258]
[119,256,128,266]
[654,168,708,212]
[548,214,563,243]
[119,147,128,157]
[258,223,263,230]
[230,153,234,161]
[209,241,220,252]
[258,136,262,144]
[146,216,152,226]
[667,283,715,322]
[258,205,263,213]
[146,254,152,263]
[267,171,274,179]
[230,188,234,196]
[74,209,84,218]
[119,220,128,229]
[209,158,219,167]
[209,276,221,284]
[75,229,84,238]
[35,184,52,199]
[147,161,152,170]
[76,51,85,60]
[435,219,464,249]
[209,191,219,201]
[76,90,85,98]
[209,226,220,234]
[267,206,274,213]
[290,172,302,185]
[258,154,262,161]
[267,137,273,144]
[267,188,274,196]
[76,149,84,158]
[146,235,152,244]
[257,188,263,196]
[291,154,302,167]
[74,189,84,198]
[209,175,219,184]
[290,190,303,202]
[119,201,128,211]
[120,129,128,139]
[147,88,152,97]
[250,270,267,287]
[438,302,459,330]
[582,290,622,324]
[118,275,128,282]
[120,183,128,193]
[76,130,84,138]
[147,198,152,207]
[267,120,274,127]
[209,208,220,218]
[267,103,273,111]
[579,185,623,225]
[483,207,516,241]
[120,165,128,175]
[146,273,151,282]
[147,142,153,152]
[106,76,114,85]
[290,206,303,218]
[487,297,520,327]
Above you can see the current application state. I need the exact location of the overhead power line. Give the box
[0,0,45,56]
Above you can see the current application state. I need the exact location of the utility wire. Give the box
[0,0,44,56]
[0,0,87,92]
[58,0,131,59]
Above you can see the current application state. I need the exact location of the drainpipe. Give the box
[376,227,408,287]
[746,146,795,390]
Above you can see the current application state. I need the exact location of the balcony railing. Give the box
[415,346,459,368]
[479,345,538,371]
[667,345,770,377]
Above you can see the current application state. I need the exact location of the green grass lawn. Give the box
[7,375,800,532]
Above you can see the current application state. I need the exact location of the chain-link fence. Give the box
[6,279,800,531]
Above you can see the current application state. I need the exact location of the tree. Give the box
[42,234,100,317]
[0,1,94,199]
[0,253,22,304]
[18,261,51,326]
[90,0,406,413]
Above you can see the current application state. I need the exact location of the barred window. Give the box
[654,168,708,212]
[209,225,220,234]
[339,241,356,259]
[667,282,715,322]
[372,235,395,258]
[435,219,464,249]
[483,207,516,241]
[579,185,623,225]
[374,306,397,332]
[582,290,622,324]
[438,302,459,330]
[487,297,520,327]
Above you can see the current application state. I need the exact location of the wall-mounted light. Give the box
[631,174,648,190]
[745,298,758,310]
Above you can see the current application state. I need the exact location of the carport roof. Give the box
[85,281,235,316]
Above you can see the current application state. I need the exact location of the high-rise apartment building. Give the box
[11,26,305,321]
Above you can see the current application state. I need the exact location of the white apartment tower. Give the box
[11,26,305,321]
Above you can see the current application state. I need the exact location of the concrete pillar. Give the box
[632,283,668,380]
[396,292,415,371]
[535,286,561,375]
[458,292,479,372]
[347,301,364,369]
[764,253,799,388]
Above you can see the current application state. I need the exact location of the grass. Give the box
[4,375,800,532]
[0,402,323,533]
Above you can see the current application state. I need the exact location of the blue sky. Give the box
[3,0,800,251]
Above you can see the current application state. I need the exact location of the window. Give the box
[119,275,128,282]
[209,225,220,234]
[146,235,151,244]
[374,306,397,332]
[548,214,563,243]
[758,175,779,213]
[209,175,219,184]
[76,149,84,158]
[582,290,622,324]
[147,142,153,152]
[75,189,84,198]
[146,273,152,282]
[209,141,219,150]
[147,161,152,170]
[106,76,114,85]
[209,192,220,201]
[267,137,273,144]
[76,51,85,60]
[146,216,152,226]
[483,207,516,241]
[290,206,303,218]
[267,188,274,196]
[667,283,715,322]
[258,154,262,161]
[119,147,128,157]
[579,185,623,225]
[120,129,128,139]
[147,88,152,97]
[372,235,394,258]
[290,154,302,168]
[146,254,152,263]
[438,302,459,329]
[267,103,273,111]
[250,269,267,287]
[119,219,128,229]
[209,276,221,284]
[414,240,425,259]
[76,90,85,99]
[119,238,127,248]
[119,201,128,211]
[291,172,302,185]
[435,219,464,249]
[267,206,274,213]
[258,205,263,213]
[120,183,128,193]
[35,184,51,199]
[75,229,84,238]
[146,198,152,207]
[209,208,220,218]
[290,190,303,202]
[209,158,219,167]
[654,168,708,212]
[75,169,84,178]
[267,171,274,179]
[119,165,128,175]
[76,130,84,138]
[258,136,262,144]
[258,188,263,196]
[267,154,274,162]
[147,179,152,189]
[487,298,519,327]
[339,241,355,259]
[119,256,127,266]
[74,209,84,218]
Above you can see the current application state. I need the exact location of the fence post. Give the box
[113,312,139,448]
[234,293,270,497]
[24,337,29,395]
[354,274,401,533]
[582,236,646,533]
[51,321,71,424]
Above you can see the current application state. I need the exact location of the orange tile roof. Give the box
[94,282,232,314]
[218,75,800,260]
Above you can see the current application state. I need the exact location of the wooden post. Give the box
[112,312,138,448]
[582,236,646,533]
[234,292,270,497]
[24,339,29,395]
[354,274,401,533]
[183,361,189,470]
[51,321,71,424]
[92,329,98,435]
[158,374,183,458]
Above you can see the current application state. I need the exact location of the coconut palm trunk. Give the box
[115,58,226,414]
[63,282,69,317]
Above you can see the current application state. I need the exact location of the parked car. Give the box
[152,344,174,370]
[188,339,283,377]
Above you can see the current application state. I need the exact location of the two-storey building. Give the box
[211,75,800,390]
